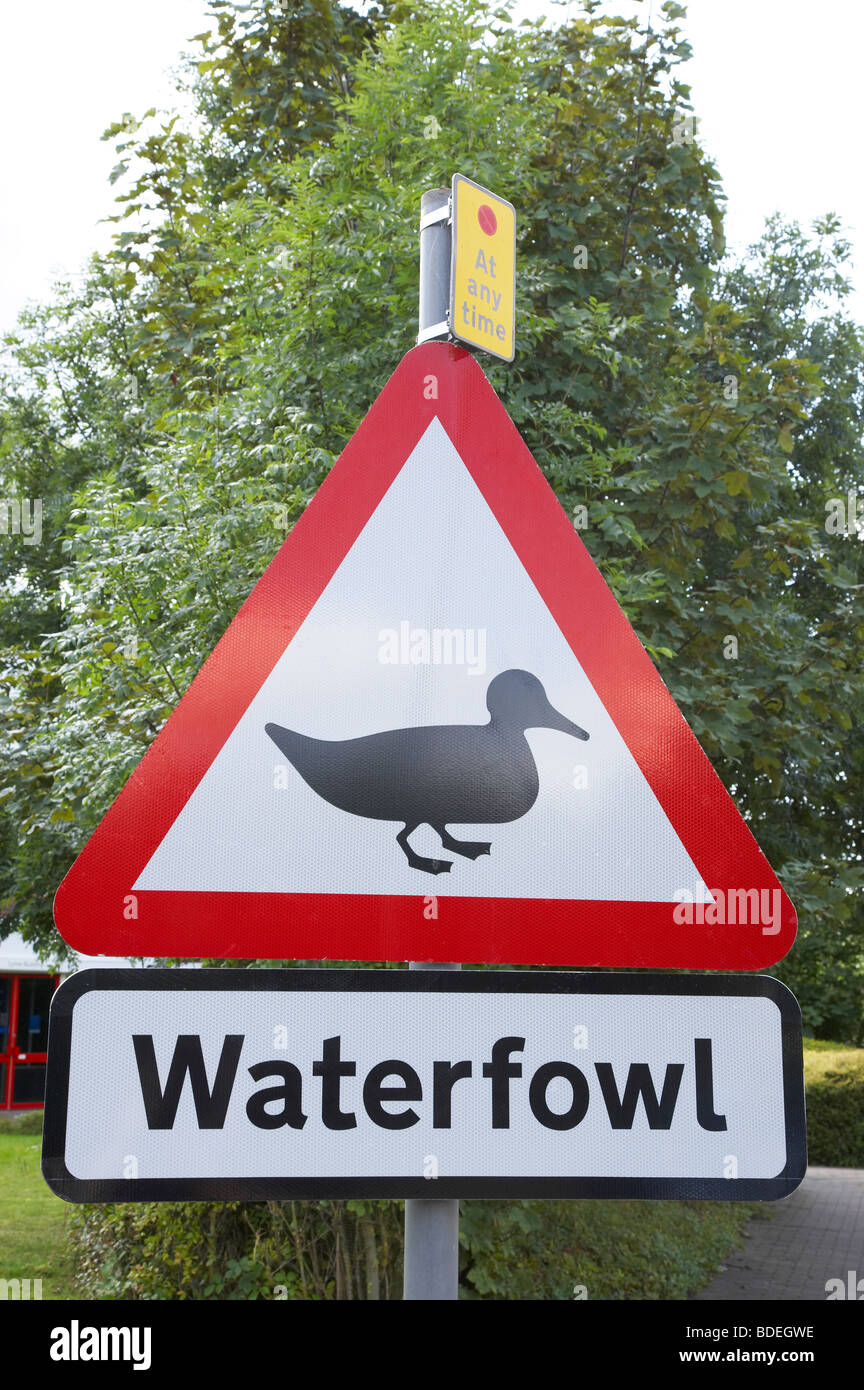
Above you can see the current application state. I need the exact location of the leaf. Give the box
[721,469,751,497]
[778,423,796,452]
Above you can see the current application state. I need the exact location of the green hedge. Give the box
[802,1038,864,1166]
[71,1198,404,1301]
[0,1110,43,1135]
[459,1199,757,1300]
[69,1194,755,1301]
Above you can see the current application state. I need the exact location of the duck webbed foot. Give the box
[436,826,492,860]
[397,824,452,875]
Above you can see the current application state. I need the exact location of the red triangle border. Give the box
[54,343,796,967]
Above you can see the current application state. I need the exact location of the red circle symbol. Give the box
[477,204,497,236]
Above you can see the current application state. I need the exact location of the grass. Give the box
[0,1121,77,1299]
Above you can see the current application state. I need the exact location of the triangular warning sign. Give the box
[54,344,795,968]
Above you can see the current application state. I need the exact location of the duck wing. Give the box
[266,722,538,826]
[395,725,539,825]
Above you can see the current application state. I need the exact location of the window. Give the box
[0,974,57,1109]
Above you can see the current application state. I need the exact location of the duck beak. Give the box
[542,700,589,741]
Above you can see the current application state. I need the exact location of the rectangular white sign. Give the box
[43,970,805,1201]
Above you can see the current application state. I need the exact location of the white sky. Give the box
[1,0,862,335]
[0,0,209,335]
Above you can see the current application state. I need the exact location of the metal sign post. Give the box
[407,188,464,1300]
[403,960,461,1301]
[418,187,451,345]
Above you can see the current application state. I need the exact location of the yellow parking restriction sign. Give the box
[450,174,516,361]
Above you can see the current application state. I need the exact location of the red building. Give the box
[0,933,134,1110]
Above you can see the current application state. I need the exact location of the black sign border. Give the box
[42,969,806,1203]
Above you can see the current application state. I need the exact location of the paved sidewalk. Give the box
[694,1167,864,1301]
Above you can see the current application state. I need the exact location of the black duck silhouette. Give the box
[265,669,589,875]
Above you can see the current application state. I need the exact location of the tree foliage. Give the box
[2,0,861,1028]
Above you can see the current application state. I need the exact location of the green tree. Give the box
[3,0,862,1017]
